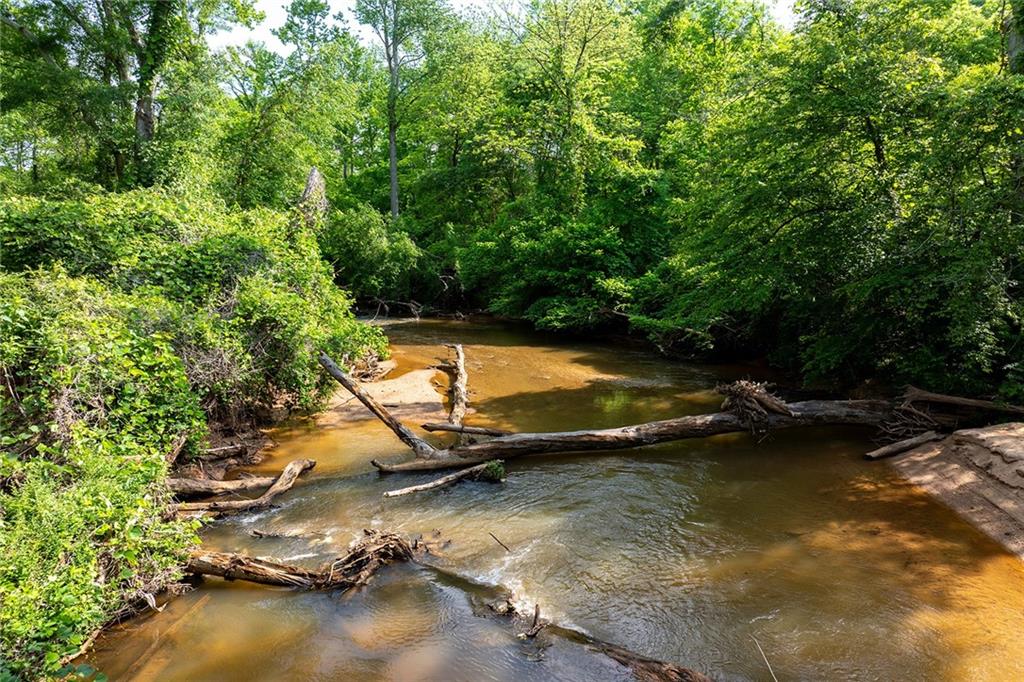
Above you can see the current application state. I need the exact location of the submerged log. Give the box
[186,529,413,590]
[864,430,942,460]
[175,459,315,515]
[318,352,438,459]
[168,475,276,497]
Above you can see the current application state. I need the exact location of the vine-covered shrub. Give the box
[0,189,386,676]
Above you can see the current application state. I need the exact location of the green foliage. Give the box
[318,204,420,299]
[0,271,202,677]
[0,188,385,675]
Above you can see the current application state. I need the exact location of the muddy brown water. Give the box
[88,319,1024,681]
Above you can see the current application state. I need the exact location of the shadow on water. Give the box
[86,319,1024,681]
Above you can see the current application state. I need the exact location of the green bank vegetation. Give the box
[1,0,1023,676]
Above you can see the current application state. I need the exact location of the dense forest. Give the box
[1,0,1023,677]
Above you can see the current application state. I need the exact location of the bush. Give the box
[0,188,386,676]
[317,204,420,301]
[0,272,202,677]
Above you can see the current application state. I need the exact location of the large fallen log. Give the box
[175,459,315,515]
[319,350,891,473]
[903,385,1024,416]
[168,475,277,497]
[373,399,893,472]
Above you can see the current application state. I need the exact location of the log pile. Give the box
[186,529,412,589]
[173,459,316,517]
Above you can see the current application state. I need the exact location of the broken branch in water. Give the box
[864,430,942,460]
[488,532,512,553]
[318,351,438,459]
[382,460,502,498]
[175,459,315,516]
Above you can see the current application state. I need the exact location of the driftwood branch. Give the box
[175,459,315,515]
[864,430,942,460]
[422,423,511,437]
[168,475,276,497]
[382,461,496,498]
[318,352,438,458]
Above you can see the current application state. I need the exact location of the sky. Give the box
[208,0,798,53]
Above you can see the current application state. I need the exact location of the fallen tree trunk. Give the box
[382,461,499,498]
[442,343,469,445]
[318,352,438,459]
[373,399,892,472]
[864,430,942,460]
[168,475,276,497]
[903,385,1024,416]
[175,459,315,515]
[421,422,511,437]
[185,529,413,589]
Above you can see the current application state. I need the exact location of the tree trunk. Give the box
[167,475,277,497]
[132,0,176,184]
[1010,1,1023,75]
[388,114,400,220]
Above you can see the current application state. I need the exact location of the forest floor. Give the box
[889,424,1024,559]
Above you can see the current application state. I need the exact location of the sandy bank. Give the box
[888,423,1024,559]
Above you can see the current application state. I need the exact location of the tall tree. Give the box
[0,0,258,185]
[355,0,447,219]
